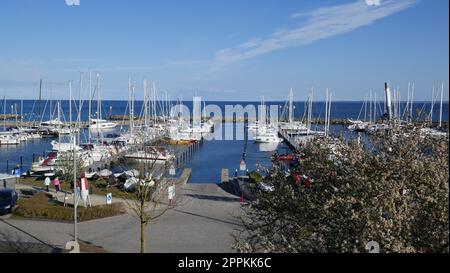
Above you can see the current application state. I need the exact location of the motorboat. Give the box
[89,119,117,130]
[258,142,280,152]
[254,126,282,143]
[51,140,83,152]
[278,122,310,135]
[0,134,20,145]
[125,146,174,162]
[347,120,369,132]
[31,152,58,172]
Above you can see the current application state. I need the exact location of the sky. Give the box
[0,0,448,101]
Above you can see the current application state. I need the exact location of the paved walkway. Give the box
[0,183,243,253]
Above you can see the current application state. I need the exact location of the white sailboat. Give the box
[125,146,175,163]
[253,96,282,144]
[89,75,117,131]
[278,88,310,135]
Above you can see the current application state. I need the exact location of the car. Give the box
[0,189,18,215]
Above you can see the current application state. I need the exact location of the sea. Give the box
[1,100,448,183]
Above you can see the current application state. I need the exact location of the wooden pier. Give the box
[278,128,301,152]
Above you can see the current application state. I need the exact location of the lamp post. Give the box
[73,134,78,243]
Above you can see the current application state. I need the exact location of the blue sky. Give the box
[0,0,448,101]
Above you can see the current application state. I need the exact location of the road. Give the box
[0,183,244,253]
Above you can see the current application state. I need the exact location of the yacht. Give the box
[51,140,83,152]
[90,119,118,130]
[125,146,174,162]
[0,134,20,145]
[254,126,282,143]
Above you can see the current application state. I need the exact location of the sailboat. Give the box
[278,88,310,136]
[0,98,20,145]
[89,75,117,131]
[253,96,282,144]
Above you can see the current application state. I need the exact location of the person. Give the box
[80,173,92,207]
[53,177,61,193]
[44,176,51,192]
[168,183,175,207]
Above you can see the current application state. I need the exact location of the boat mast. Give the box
[369,89,373,124]
[69,80,72,128]
[132,82,135,131]
[404,83,410,121]
[410,83,414,123]
[128,78,135,134]
[308,88,313,132]
[430,82,435,124]
[78,73,83,144]
[14,104,17,128]
[288,88,293,124]
[20,99,23,129]
[144,79,148,128]
[97,73,101,133]
[3,96,6,131]
[88,71,92,143]
[374,92,377,123]
[49,88,53,121]
[57,100,61,149]
[38,79,42,125]
[439,82,444,128]
[325,89,329,137]
[327,90,332,137]
[364,93,367,122]
[152,81,157,124]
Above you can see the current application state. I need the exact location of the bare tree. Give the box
[125,158,182,253]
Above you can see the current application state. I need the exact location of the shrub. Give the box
[249,172,263,183]
[14,197,125,222]
[94,179,108,189]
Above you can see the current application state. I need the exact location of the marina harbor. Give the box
[0,0,448,258]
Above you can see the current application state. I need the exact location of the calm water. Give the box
[1,100,448,123]
[1,100,448,183]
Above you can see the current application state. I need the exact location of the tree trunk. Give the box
[140,220,146,253]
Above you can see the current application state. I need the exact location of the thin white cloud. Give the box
[212,0,417,67]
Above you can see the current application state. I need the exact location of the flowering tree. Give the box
[235,125,449,253]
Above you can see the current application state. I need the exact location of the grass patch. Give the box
[19,177,133,200]
[13,193,125,222]
[90,185,133,200]
[19,177,72,192]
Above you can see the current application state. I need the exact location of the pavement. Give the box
[0,183,244,253]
